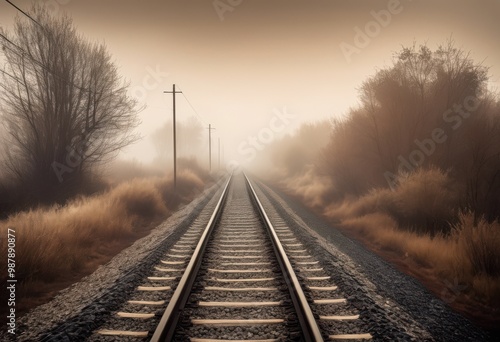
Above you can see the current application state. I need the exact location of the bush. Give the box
[454,212,500,278]
[331,209,500,307]
[325,168,459,235]
[392,168,460,234]
[110,179,167,219]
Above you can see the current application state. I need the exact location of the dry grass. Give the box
[277,165,333,210]
[339,211,500,307]
[0,168,209,320]
[325,189,395,220]
[278,167,500,325]
[391,169,460,234]
[340,213,455,270]
[454,212,500,277]
[325,168,460,235]
[104,159,164,186]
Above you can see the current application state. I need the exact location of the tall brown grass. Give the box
[455,212,500,279]
[325,168,461,235]
[0,168,208,319]
[338,210,500,308]
[314,168,500,311]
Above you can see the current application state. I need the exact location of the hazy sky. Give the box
[1,0,499,167]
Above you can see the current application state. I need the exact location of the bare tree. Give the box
[0,6,139,200]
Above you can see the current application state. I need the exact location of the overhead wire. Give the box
[2,0,204,117]
[1,1,116,96]
[4,0,43,28]
[176,85,208,127]
[2,0,210,137]
[0,5,115,134]
[0,32,95,94]
[0,68,21,84]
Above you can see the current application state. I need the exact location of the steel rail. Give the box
[244,173,325,342]
[150,174,232,342]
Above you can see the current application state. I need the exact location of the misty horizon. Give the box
[1,0,499,167]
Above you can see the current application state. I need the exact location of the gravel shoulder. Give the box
[254,178,493,342]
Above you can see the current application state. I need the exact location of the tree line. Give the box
[323,41,500,224]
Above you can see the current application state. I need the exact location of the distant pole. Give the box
[164,84,182,190]
[207,124,216,172]
[218,138,221,170]
[173,85,176,189]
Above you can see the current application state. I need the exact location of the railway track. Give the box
[90,173,373,341]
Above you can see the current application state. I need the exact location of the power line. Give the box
[0,34,35,86]
[0,32,104,95]
[4,0,43,28]
[0,68,22,84]
[176,85,207,126]
[0,3,94,95]
[0,32,119,134]
[0,33,21,53]
[0,32,89,93]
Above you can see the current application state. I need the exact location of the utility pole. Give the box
[218,138,221,171]
[164,84,182,190]
[207,124,216,172]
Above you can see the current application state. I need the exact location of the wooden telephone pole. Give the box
[207,124,215,172]
[164,84,182,189]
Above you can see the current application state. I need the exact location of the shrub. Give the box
[392,168,461,234]
[454,212,500,278]
[324,168,459,235]
[110,179,167,219]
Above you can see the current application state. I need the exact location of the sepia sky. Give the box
[1,0,499,166]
